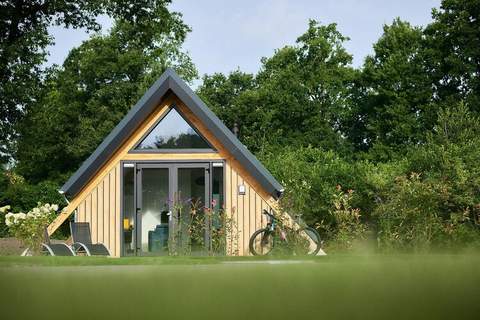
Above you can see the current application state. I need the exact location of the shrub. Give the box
[320,186,369,251]
[374,173,445,251]
[0,170,67,238]
[260,147,371,225]
[2,203,58,255]
[374,172,480,252]
[260,147,403,230]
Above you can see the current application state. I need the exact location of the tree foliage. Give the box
[344,19,435,160]
[15,3,197,183]
[0,0,184,163]
[424,0,480,109]
[197,70,256,133]
[198,20,355,153]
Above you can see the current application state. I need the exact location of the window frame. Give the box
[129,103,217,154]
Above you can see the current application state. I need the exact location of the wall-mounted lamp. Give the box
[238,185,246,195]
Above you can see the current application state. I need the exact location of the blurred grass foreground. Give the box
[0,255,479,320]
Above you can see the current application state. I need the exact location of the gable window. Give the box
[134,107,214,151]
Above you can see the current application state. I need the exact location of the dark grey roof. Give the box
[61,68,284,199]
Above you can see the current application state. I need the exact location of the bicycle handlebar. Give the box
[262,209,275,220]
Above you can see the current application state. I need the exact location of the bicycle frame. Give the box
[263,209,290,242]
[263,209,276,232]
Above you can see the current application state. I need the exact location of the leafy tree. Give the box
[0,0,181,164]
[1,0,96,163]
[344,19,434,160]
[252,20,355,153]
[15,5,197,183]
[197,70,256,133]
[199,21,355,154]
[424,0,480,110]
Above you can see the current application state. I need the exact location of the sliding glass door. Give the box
[134,163,210,255]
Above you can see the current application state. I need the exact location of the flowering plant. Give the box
[2,203,59,255]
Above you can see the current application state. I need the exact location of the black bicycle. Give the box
[249,209,322,256]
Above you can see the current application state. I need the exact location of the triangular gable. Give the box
[133,106,214,151]
[60,68,284,199]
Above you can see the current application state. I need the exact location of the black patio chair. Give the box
[70,221,111,256]
[39,227,75,256]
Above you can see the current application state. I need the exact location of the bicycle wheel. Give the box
[249,228,274,256]
[295,227,322,256]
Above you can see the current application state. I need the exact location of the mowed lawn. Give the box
[0,255,479,320]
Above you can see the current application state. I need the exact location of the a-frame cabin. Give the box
[47,68,294,257]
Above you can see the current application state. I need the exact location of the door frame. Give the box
[135,163,172,255]
[120,160,225,256]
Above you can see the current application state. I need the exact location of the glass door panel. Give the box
[176,166,209,253]
[137,167,170,255]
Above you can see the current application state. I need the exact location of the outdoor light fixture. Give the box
[238,184,246,195]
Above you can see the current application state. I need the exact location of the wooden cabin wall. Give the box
[76,163,121,257]
[225,161,273,256]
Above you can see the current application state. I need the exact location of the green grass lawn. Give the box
[0,254,479,320]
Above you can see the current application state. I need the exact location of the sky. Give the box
[46,0,441,79]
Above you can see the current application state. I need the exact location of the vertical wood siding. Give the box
[224,162,273,256]
[74,163,121,257]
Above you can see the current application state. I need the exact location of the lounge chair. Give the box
[20,227,75,256]
[70,221,111,256]
[42,227,76,256]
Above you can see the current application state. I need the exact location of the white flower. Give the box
[52,204,59,212]
[12,212,26,224]
[0,205,10,214]
[5,212,13,227]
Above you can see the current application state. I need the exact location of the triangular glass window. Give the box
[135,108,212,150]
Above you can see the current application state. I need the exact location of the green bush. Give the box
[0,170,67,237]
[374,172,480,252]
[321,186,370,251]
[259,147,403,229]
[375,173,446,251]
[260,147,368,225]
